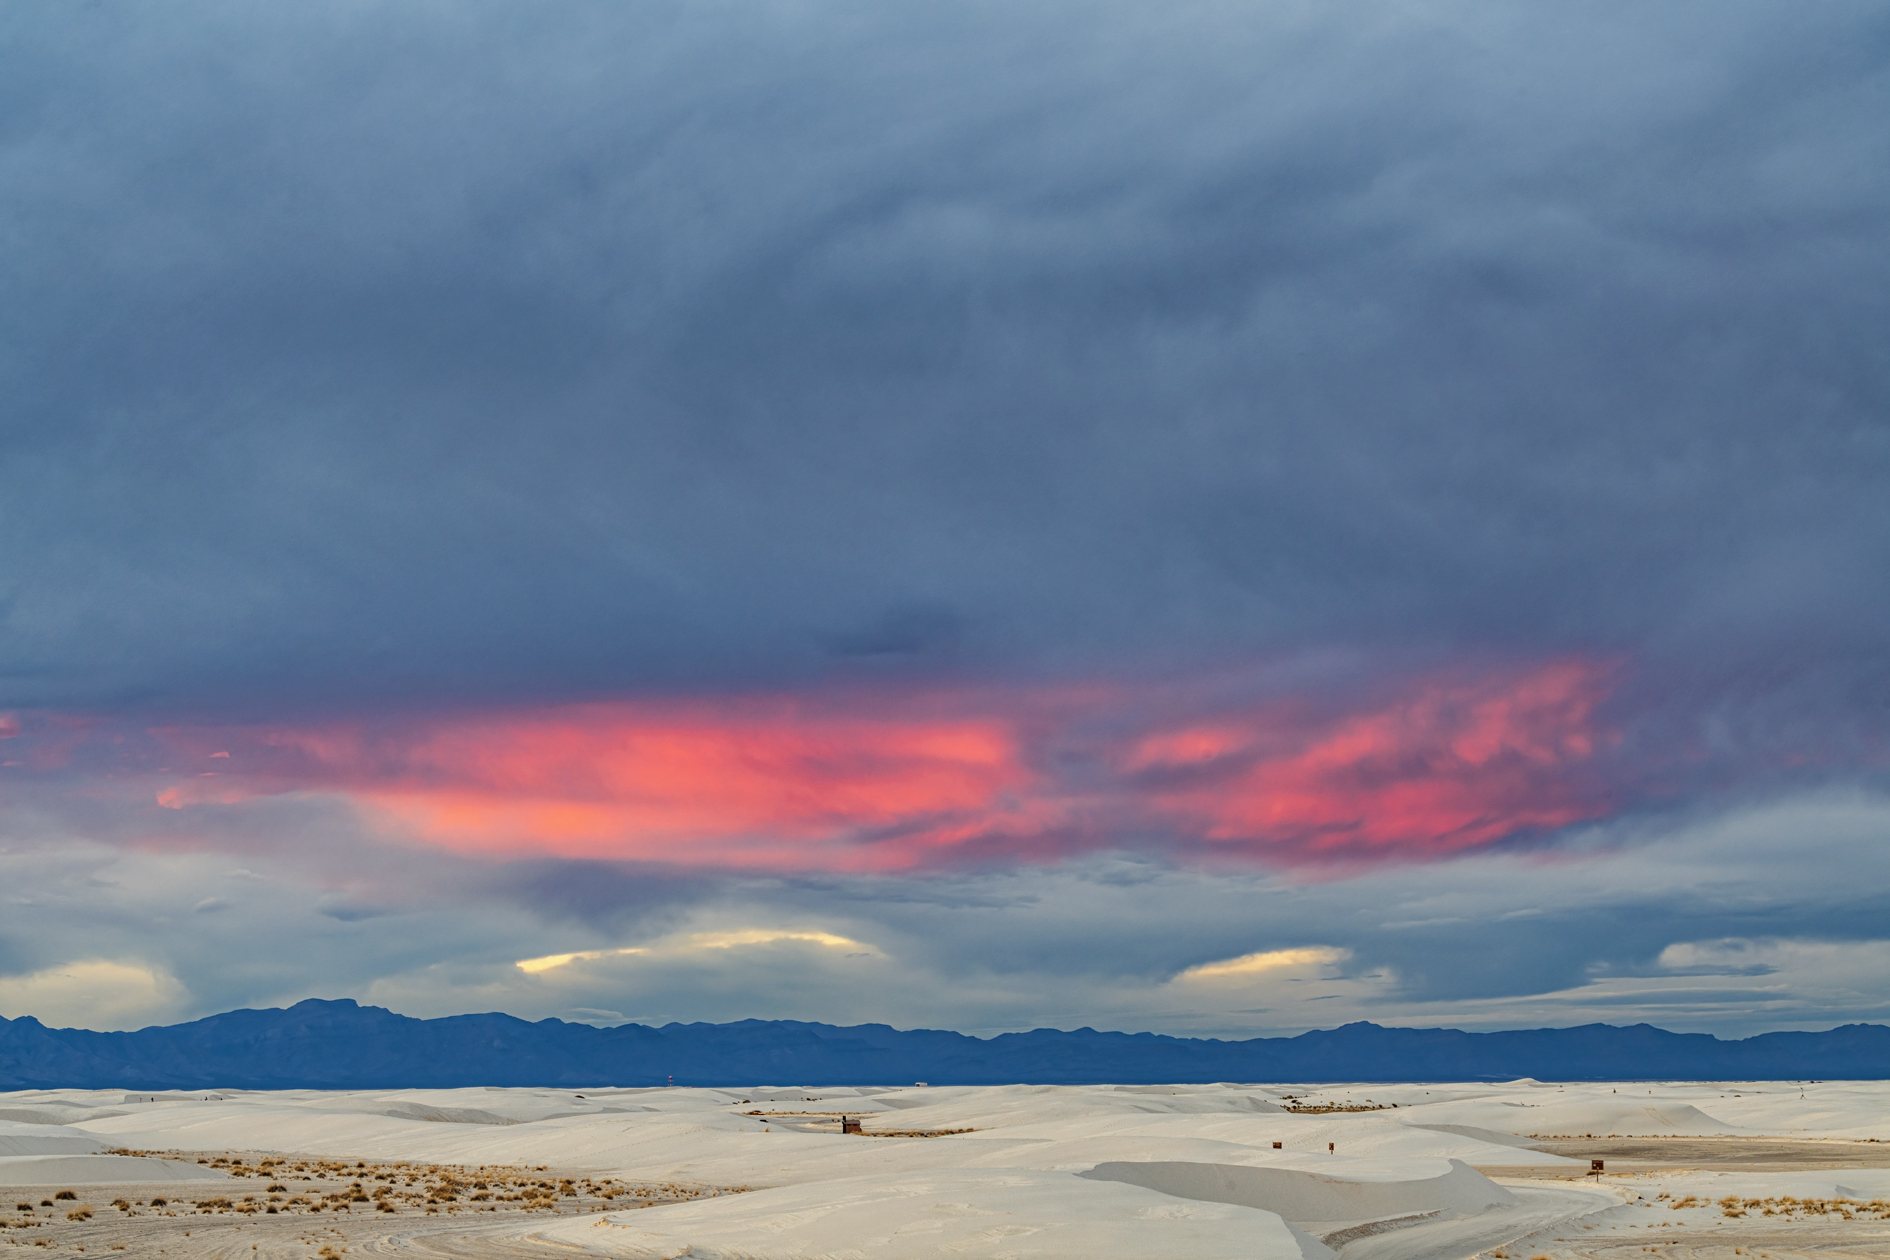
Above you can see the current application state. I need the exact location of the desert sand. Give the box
[2,1078,1887,1258]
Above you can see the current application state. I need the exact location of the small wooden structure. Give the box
[841,1116,863,1134]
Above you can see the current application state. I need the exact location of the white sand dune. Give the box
[4,1078,1887,1256]
[1424,1098,1739,1137]
[1078,1156,1516,1235]
[0,1120,109,1156]
[0,1152,222,1184]
[0,1106,125,1127]
[559,1167,1334,1260]
[1404,1121,1549,1148]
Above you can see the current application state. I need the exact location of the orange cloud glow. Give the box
[353,707,1041,868]
[131,659,1618,869]
[144,701,1051,870]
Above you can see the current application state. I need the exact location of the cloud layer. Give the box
[5,787,1890,1036]
[1,0,1887,1034]
[4,1,1887,717]
[9,657,1620,869]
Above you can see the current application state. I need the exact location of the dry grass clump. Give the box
[2,1203,50,1234]
[1716,1194,1890,1220]
[1654,1189,1890,1221]
[100,1148,748,1221]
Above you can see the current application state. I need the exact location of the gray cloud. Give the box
[5,787,1888,1035]
[2,1,1887,1035]
[0,0,1885,732]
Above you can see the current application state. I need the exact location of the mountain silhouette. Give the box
[2,1001,1884,1089]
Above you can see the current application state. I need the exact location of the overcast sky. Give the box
[3,0,1888,1037]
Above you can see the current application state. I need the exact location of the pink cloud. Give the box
[351,706,1048,869]
[146,698,1059,870]
[47,659,1622,870]
[1124,660,1617,857]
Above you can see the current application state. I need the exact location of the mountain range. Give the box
[1,1001,1884,1089]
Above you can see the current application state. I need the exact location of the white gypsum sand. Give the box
[0,1079,1885,1257]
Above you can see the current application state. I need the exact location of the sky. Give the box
[2,0,1888,1038]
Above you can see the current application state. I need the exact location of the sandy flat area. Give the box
[0,1079,1885,1258]
[0,1164,699,1258]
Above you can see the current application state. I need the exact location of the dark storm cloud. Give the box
[1,0,1887,762]
[488,858,718,934]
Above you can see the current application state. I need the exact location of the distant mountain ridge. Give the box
[1,1000,1884,1089]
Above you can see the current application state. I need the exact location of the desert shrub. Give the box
[52,1192,75,1202]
